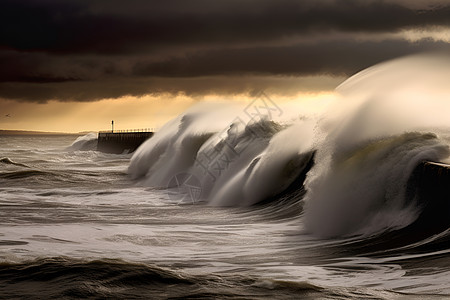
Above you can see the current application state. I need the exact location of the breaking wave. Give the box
[67,133,98,151]
[128,53,450,237]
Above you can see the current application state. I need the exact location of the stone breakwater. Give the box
[97,131,154,154]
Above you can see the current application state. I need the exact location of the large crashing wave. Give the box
[128,100,318,206]
[304,132,449,237]
[128,53,450,237]
[302,53,450,237]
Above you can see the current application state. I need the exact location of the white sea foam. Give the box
[304,53,450,237]
[128,53,450,237]
[67,132,98,151]
[128,99,321,206]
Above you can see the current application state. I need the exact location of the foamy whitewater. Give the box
[1,54,450,299]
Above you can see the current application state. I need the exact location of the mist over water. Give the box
[2,53,450,298]
[129,53,450,237]
[304,53,450,237]
[67,132,98,151]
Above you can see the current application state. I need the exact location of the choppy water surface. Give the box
[2,54,450,299]
[0,135,448,299]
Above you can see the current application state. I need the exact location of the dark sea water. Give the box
[0,133,449,299]
[3,54,450,299]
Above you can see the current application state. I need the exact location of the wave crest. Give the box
[67,133,98,151]
[128,54,450,238]
[303,132,449,237]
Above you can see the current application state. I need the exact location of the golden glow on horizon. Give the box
[0,95,194,133]
[401,27,450,43]
[0,91,335,133]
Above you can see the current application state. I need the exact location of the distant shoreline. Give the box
[0,130,90,136]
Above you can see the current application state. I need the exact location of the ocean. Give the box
[1,134,449,300]
[1,54,450,299]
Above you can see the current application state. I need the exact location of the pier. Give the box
[97,129,154,154]
[411,161,450,202]
[407,161,450,233]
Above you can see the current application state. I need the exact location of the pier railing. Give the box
[99,128,155,133]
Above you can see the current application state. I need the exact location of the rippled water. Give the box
[0,135,449,299]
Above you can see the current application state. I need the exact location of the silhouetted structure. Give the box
[97,130,153,154]
[407,161,450,234]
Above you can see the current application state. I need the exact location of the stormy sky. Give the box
[2,0,450,104]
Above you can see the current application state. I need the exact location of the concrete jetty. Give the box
[410,161,450,200]
[97,130,154,154]
[407,161,450,233]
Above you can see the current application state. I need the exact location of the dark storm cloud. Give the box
[2,0,450,54]
[134,39,450,77]
[1,0,450,102]
[2,38,449,102]
[0,76,344,103]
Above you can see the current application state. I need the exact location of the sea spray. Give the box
[128,53,450,237]
[128,102,245,187]
[67,132,98,151]
[129,100,322,205]
[303,132,449,237]
[197,118,282,206]
[303,53,450,237]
